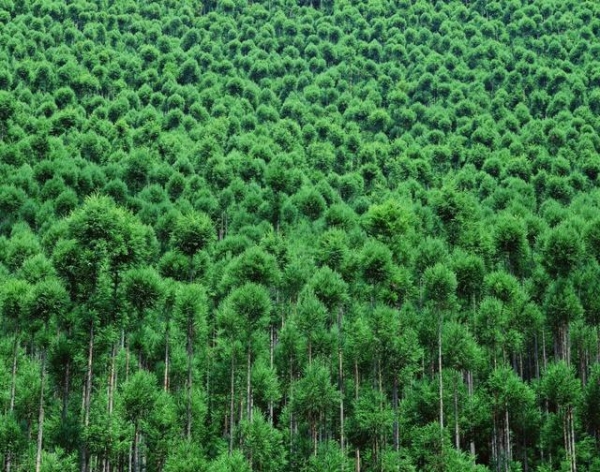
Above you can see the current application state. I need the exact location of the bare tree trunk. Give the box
[393,375,399,452]
[311,416,317,456]
[133,423,139,472]
[247,348,252,422]
[269,325,274,424]
[35,350,46,472]
[438,314,444,440]
[468,370,475,457]
[564,406,576,472]
[128,441,132,472]
[534,332,540,380]
[186,318,194,440]
[571,406,577,472]
[542,329,548,371]
[339,348,345,464]
[229,353,235,453]
[354,359,359,401]
[454,372,460,450]
[163,324,169,392]
[106,340,118,472]
[81,323,95,472]
[9,335,18,413]
[596,325,600,363]
[491,416,498,472]
[6,335,19,472]
[505,409,512,469]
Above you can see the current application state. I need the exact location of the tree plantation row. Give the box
[1,0,600,471]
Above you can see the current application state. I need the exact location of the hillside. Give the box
[1,0,600,471]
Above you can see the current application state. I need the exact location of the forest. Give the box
[1,0,600,470]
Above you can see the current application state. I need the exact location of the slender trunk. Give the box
[354,359,359,401]
[339,348,345,464]
[141,433,146,472]
[438,313,444,439]
[571,406,577,472]
[492,415,498,472]
[9,334,18,412]
[229,353,235,453]
[186,318,194,440]
[565,405,576,472]
[542,329,548,371]
[597,325,600,363]
[35,350,47,472]
[128,441,132,472]
[311,415,317,456]
[468,370,475,457]
[163,323,169,392]
[563,408,570,472]
[289,355,296,462]
[106,341,117,472]
[269,325,274,424]
[81,322,95,472]
[109,342,117,415]
[505,408,512,469]
[62,356,71,423]
[133,423,139,472]
[5,335,18,472]
[534,332,540,380]
[247,348,252,422]
[393,374,399,452]
[454,372,460,450]
[125,337,130,382]
[377,358,383,397]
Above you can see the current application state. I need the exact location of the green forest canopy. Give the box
[1,0,600,471]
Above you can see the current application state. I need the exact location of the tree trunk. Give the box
[468,370,475,457]
[269,325,274,424]
[354,359,359,401]
[109,342,117,415]
[133,423,139,472]
[491,415,498,472]
[564,405,576,472]
[229,352,235,453]
[163,323,170,392]
[339,348,345,462]
[505,408,512,470]
[81,322,95,472]
[393,374,399,452]
[533,332,540,380]
[454,372,460,450]
[438,313,444,440]
[311,415,317,456]
[9,334,18,413]
[542,329,548,371]
[186,317,194,440]
[35,350,47,472]
[247,348,253,422]
[5,335,19,472]
[62,354,71,424]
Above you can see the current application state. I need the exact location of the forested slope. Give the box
[1,0,600,471]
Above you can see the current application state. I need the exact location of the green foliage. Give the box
[171,211,216,258]
[122,370,158,423]
[423,263,457,309]
[1,1,600,470]
[239,410,287,472]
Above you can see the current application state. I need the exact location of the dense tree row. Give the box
[1,0,600,471]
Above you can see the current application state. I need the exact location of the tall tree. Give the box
[423,263,457,447]
[174,283,208,440]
